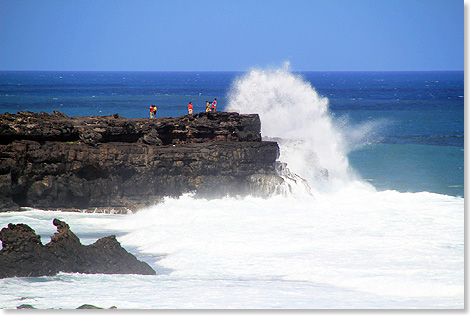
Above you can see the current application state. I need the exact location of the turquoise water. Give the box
[349,143,464,197]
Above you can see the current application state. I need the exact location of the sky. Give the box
[0,0,464,71]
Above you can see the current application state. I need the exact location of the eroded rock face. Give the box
[0,111,280,211]
[0,219,156,278]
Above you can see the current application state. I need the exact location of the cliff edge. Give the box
[0,111,281,212]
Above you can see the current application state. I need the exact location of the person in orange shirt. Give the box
[188,102,193,114]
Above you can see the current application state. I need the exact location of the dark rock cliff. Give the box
[0,111,281,212]
[0,218,156,278]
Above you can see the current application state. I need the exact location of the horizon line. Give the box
[0,69,464,73]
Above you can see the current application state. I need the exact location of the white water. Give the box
[0,65,464,309]
[0,191,463,309]
[228,63,351,189]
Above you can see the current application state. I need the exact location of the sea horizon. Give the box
[0,69,464,73]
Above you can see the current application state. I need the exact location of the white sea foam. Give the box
[0,190,463,308]
[110,191,463,302]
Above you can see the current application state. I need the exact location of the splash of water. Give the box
[227,64,364,191]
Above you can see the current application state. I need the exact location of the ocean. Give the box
[0,67,464,309]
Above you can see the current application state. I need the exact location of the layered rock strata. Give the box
[0,218,156,278]
[0,111,280,212]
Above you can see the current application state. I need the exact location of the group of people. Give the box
[149,98,218,118]
[188,98,217,114]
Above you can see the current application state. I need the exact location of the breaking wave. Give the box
[226,62,378,193]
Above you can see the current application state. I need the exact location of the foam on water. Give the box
[110,191,463,301]
[0,190,463,308]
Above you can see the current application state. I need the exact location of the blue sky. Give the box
[0,0,463,71]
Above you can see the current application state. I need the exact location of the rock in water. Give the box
[0,219,156,278]
[17,304,36,309]
[0,111,280,212]
[76,304,104,309]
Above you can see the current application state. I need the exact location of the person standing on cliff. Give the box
[188,102,193,114]
[213,98,217,111]
[149,105,157,118]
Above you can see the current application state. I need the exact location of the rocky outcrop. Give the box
[16,304,117,309]
[0,111,280,212]
[0,218,156,278]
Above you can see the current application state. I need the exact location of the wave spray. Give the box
[227,63,363,192]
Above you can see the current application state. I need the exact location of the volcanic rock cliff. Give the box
[0,111,281,212]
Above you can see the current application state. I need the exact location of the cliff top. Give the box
[0,110,262,146]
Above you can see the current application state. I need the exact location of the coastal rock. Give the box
[0,219,156,278]
[0,111,280,212]
[15,304,115,309]
[17,304,36,309]
[76,304,104,309]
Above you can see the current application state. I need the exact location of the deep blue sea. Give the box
[0,70,464,309]
[0,70,464,197]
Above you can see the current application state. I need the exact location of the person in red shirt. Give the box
[149,105,157,118]
[213,98,217,111]
[188,102,193,114]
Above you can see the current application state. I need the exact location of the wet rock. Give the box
[0,219,156,279]
[17,304,36,309]
[76,304,103,309]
